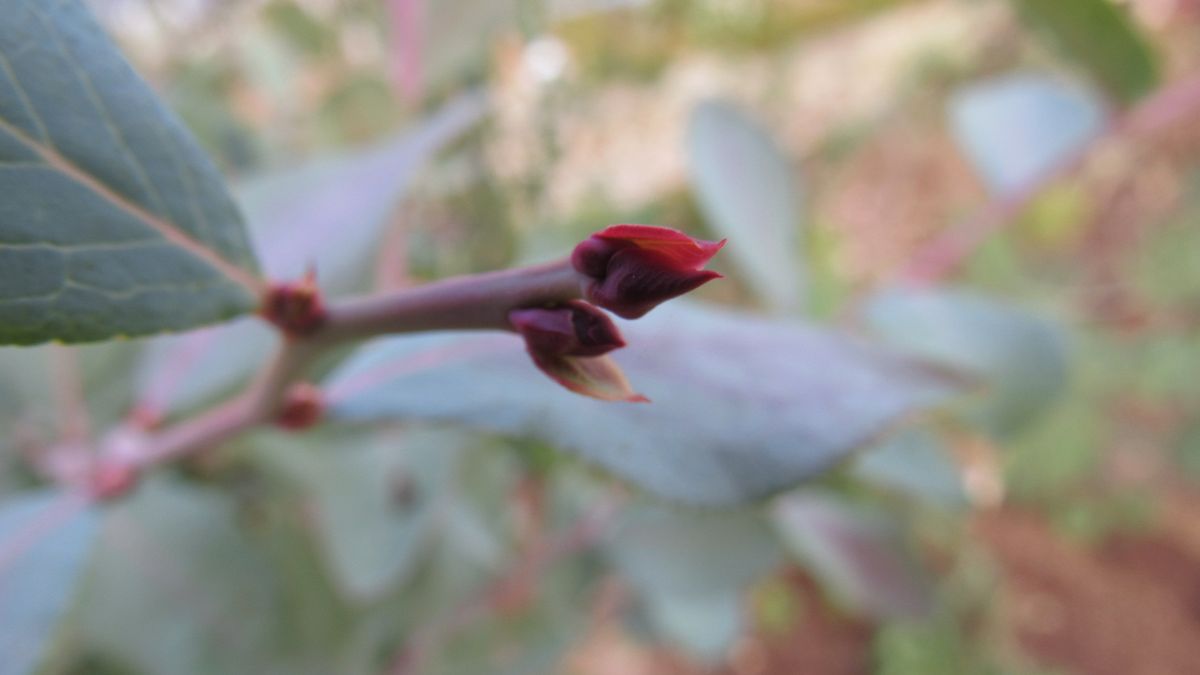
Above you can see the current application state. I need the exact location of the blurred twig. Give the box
[903,71,1200,283]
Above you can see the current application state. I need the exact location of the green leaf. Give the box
[0,0,261,346]
[607,505,782,661]
[253,427,464,602]
[326,302,957,507]
[774,491,932,619]
[863,287,1069,437]
[74,479,281,675]
[0,490,99,675]
[851,430,968,510]
[948,74,1105,196]
[1009,0,1158,103]
[688,100,805,312]
[132,92,486,417]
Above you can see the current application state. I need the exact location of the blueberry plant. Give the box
[0,0,1172,673]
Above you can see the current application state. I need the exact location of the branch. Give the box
[902,71,1200,283]
[109,259,585,475]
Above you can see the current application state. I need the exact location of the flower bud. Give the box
[508,301,644,402]
[509,300,625,358]
[571,224,725,319]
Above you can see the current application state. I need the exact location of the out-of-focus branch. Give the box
[903,71,1200,283]
[101,259,585,480]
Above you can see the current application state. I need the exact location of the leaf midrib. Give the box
[0,115,263,295]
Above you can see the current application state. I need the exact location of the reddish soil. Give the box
[977,497,1200,675]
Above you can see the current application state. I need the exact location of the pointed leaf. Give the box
[0,491,99,675]
[852,430,968,509]
[74,479,280,675]
[325,303,957,506]
[949,74,1105,196]
[0,0,261,345]
[134,93,485,415]
[607,505,782,660]
[239,90,487,289]
[863,287,1070,436]
[254,428,464,601]
[1009,0,1158,103]
[774,492,932,619]
[688,100,804,312]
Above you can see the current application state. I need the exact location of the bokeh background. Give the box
[4,0,1200,673]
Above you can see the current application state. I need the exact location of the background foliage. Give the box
[3,0,1200,673]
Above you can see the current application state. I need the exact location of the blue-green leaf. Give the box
[0,490,99,675]
[607,505,781,661]
[949,74,1105,196]
[688,100,804,312]
[774,492,932,619]
[325,303,956,506]
[0,0,261,345]
[863,287,1069,437]
[253,428,464,602]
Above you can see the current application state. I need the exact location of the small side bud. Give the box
[277,382,325,430]
[509,301,645,402]
[509,300,625,357]
[571,224,725,319]
[261,269,326,336]
[89,461,140,501]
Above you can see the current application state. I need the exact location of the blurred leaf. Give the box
[948,74,1105,196]
[774,492,932,619]
[420,0,523,91]
[132,92,487,416]
[863,287,1069,437]
[75,479,282,675]
[0,0,260,345]
[688,100,804,312]
[607,505,782,660]
[240,90,488,290]
[1009,0,1158,103]
[254,427,465,602]
[133,318,276,417]
[325,302,956,506]
[851,430,968,509]
[0,491,98,675]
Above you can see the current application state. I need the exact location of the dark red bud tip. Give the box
[89,462,140,502]
[261,270,327,336]
[276,383,325,431]
[509,300,625,358]
[571,224,725,318]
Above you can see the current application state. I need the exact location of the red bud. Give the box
[572,225,725,319]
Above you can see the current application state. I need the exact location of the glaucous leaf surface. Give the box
[1009,0,1158,103]
[0,0,260,345]
[133,93,486,416]
[774,491,933,619]
[688,100,804,312]
[607,505,782,660]
[239,91,488,289]
[326,303,956,506]
[74,479,281,675]
[0,491,99,675]
[863,287,1069,437]
[949,74,1105,197]
[253,427,465,602]
[852,430,968,509]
